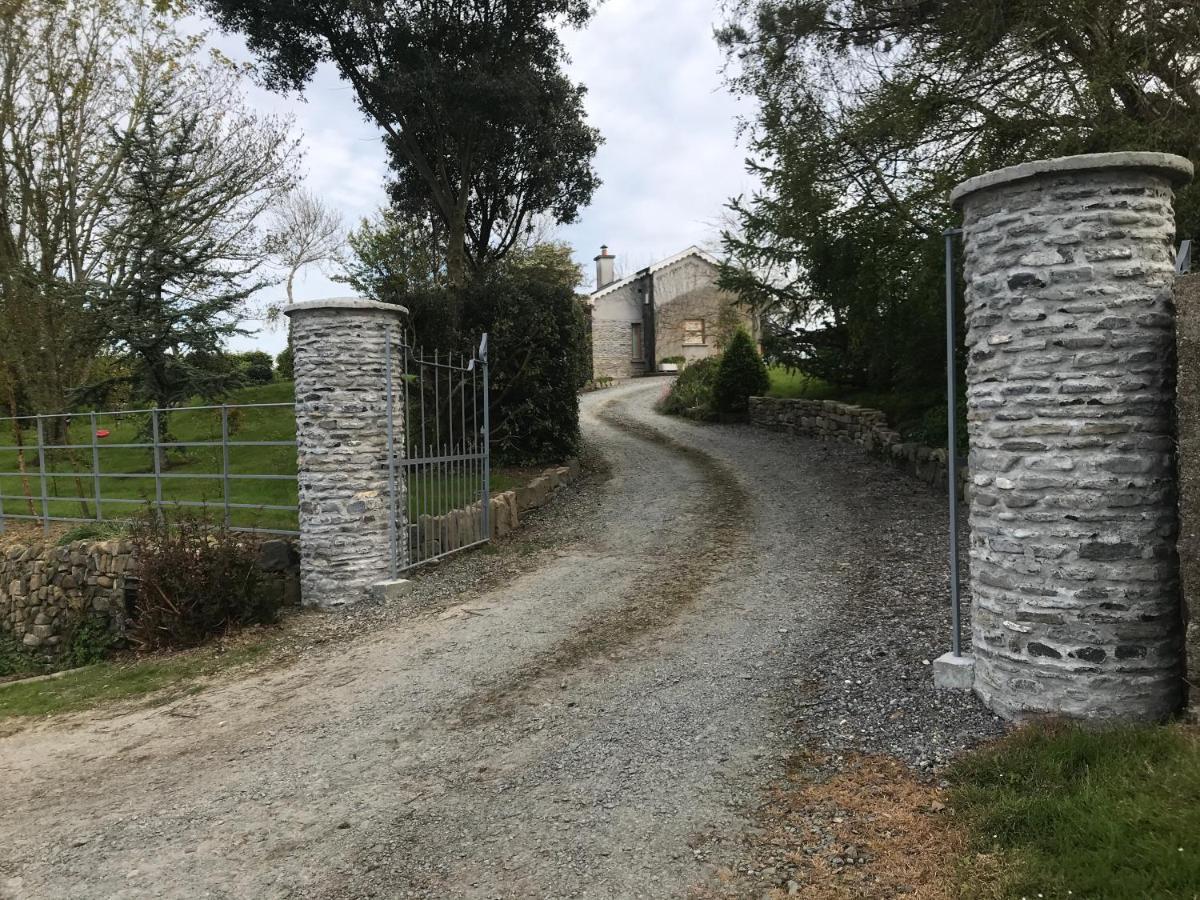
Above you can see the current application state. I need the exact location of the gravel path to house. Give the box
[0,381,1002,900]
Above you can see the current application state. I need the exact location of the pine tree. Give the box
[713,327,770,418]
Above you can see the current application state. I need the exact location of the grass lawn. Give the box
[0,639,274,720]
[0,380,519,532]
[950,721,1200,899]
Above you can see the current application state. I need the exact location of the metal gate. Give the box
[385,331,491,575]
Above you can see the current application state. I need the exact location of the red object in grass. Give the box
[95,429,111,438]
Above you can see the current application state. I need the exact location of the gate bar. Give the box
[385,325,399,579]
[480,334,491,540]
[945,227,963,657]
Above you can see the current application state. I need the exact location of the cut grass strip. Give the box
[949,721,1200,900]
[0,641,272,720]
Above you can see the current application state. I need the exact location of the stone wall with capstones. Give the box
[748,396,970,495]
[953,153,1193,721]
[286,299,408,606]
[1173,272,1200,718]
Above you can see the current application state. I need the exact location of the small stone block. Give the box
[933,652,975,691]
[370,579,415,604]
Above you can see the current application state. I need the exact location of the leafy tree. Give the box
[204,0,602,287]
[237,351,276,385]
[266,188,343,307]
[275,345,294,381]
[713,328,770,418]
[717,0,1200,408]
[99,74,297,416]
[337,208,459,349]
[0,0,150,420]
[460,243,588,463]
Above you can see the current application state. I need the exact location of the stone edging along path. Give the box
[748,396,970,496]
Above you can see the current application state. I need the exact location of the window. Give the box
[683,319,706,346]
[631,323,644,360]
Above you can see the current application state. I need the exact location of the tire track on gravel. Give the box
[456,394,754,725]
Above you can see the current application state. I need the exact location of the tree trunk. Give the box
[5,379,35,516]
[447,196,470,289]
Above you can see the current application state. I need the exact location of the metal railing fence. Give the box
[0,401,298,536]
[389,332,491,575]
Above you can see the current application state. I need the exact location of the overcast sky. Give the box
[220,0,757,355]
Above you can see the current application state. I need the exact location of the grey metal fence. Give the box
[0,401,298,536]
[389,332,491,575]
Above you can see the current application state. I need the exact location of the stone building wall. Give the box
[652,256,756,365]
[748,396,970,494]
[953,153,1190,721]
[1174,272,1200,717]
[0,540,132,656]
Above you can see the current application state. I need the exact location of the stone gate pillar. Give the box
[951,152,1193,720]
[285,298,408,606]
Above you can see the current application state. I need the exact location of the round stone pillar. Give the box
[951,152,1193,720]
[284,298,408,606]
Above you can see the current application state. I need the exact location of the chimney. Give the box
[594,245,616,290]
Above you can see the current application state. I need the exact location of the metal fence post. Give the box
[151,408,163,520]
[90,411,102,522]
[220,405,231,528]
[945,228,963,658]
[35,416,49,534]
[480,333,491,540]
[385,325,400,579]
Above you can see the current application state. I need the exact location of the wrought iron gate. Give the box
[386,331,491,575]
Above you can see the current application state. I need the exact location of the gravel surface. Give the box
[0,380,1003,899]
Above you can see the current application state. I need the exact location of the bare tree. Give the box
[266,188,344,309]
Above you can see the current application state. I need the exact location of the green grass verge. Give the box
[950,722,1200,899]
[1,380,521,531]
[0,641,272,719]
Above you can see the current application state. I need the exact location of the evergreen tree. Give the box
[713,328,771,418]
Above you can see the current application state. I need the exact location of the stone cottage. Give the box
[589,245,757,379]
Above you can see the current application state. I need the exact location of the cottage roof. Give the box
[590,245,721,302]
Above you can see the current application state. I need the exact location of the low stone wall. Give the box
[1,540,133,656]
[407,460,581,561]
[1,536,301,659]
[748,396,969,494]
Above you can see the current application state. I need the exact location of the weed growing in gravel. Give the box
[949,721,1200,899]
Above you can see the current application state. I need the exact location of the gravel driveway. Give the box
[0,380,1001,899]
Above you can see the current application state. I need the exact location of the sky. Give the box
[218,0,758,355]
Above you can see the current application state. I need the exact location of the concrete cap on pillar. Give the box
[950,151,1194,209]
[283,296,409,318]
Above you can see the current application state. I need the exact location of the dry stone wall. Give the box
[1,540,132,656]
[953,152,1192,721]
[0,537,301,660]
[748,397,969,494]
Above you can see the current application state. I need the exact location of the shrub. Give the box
[713,327,770,418]
[657,356,722,420]
[237,351,275,385]
[660,355,686,366]
[63,618,120,667]
[128,512,282,650]
[275,345,294,380]
[460,243,588,465]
